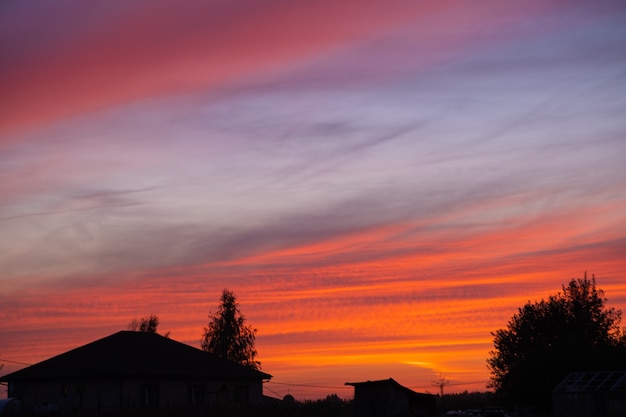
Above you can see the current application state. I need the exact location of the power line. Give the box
[263,384,284,399]
[431,373,450,396]
[410,380,490,390]
[266,379,488,392]
[266,381,351,390]
[0,358,33,366]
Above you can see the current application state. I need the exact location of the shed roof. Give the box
[553,370,626,393]
[0,331,271,382]
[346,378,434,398]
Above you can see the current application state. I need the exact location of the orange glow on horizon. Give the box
[2,261,625,398]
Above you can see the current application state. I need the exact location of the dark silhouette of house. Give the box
[0,331,271,414]
[346,378,436,417]
[552,370,626,417]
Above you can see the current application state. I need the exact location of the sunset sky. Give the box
[1,0,626,399]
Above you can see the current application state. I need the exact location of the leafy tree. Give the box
[128,314,160,333]
[128,314,171,337]
[201,289,260,369]
[487,273,626,411]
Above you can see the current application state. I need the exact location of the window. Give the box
[187,385,205,406]
[8,382,18,398]
[218,384,229,405]
[141,384,159,407]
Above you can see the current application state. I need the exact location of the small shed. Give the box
[552,370,626,417]
[346,378,436,417]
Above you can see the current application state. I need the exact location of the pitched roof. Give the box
[346,378,434,398]
[0,331,271,382]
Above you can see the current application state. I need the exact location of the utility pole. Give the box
[431,373,450,396]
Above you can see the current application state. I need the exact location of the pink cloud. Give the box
[0,0,565,136]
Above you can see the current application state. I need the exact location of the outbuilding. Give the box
[346,378,436,417]
[552,370,626,417]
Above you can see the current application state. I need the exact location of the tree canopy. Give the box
[128,314,160,333]
[487,273,626,411]
[201,289,260,370]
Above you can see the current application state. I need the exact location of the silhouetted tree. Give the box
[201,289,260,369]
[487,273,626,411]
[128,314,160,333]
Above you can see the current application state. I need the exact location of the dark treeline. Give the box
[436,390,498,413]
[55,392,519,417]
[68,395,354,417]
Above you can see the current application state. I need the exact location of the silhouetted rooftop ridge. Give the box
[0,330,271,382]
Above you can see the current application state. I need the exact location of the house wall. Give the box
[352,384,387,417]
[387,386,411,417]
[353,385,411,417]
[10,380,128,414]
[351,384,435,417]
[553,392,626,417]
[10,378,264,414]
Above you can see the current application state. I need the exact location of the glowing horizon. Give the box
[1,0,626,400]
